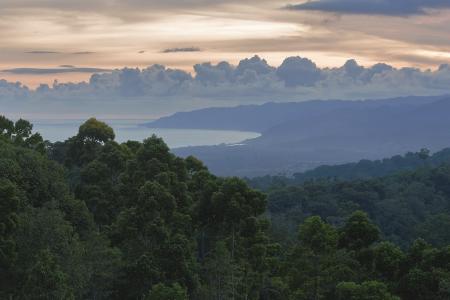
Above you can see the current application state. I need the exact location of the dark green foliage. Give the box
[0,117,45,153]
[0,116,280,299]
[249,147,450,190]
[298,216,338,254]
[372,242,404,281]
[78,117,115,143]
[3,115,450,299]
[0,179,19,264]
[0,116,14,138]
[146,283,188,300]
[260,164,450,248]
[282,214,450,300]
[22,249,75,300]
[285,216,343,299]
[416,214,450,247]
[0,117,121,298]
[336,281,399,300]
[339,211,380,251]
[0,178,20,295]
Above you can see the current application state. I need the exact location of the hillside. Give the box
[3,116,450,299]
[160,95,450,176]
[145,95,444,132]
[248,148,450,190]
[264,162,450,249]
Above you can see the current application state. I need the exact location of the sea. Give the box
[31,119,260,148]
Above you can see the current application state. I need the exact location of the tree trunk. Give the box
[232,224,236,300]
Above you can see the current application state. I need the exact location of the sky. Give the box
[1,0,450,120]
[1,0,450,88]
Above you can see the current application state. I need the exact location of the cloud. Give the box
[287,0,450,16]
[277,57,322,87]
[0,0,270,15]
[194,61,235,85]
[0,79,30,99]
[2,0,449,73]
[24,50,96,55]
[2,67,111,75]
[162,47,202,53]
[72,51,95,55]
[25,50,60,54]
[1,55,450,119]
[235,56,274,76]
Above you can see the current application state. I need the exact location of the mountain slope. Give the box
[146,95,444,132]
[248,147,450,191]
[157,95,450,176]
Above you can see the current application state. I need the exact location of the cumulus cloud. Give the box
[287,0,450,16]
[1,55,450,118]
[277,57,322,87]
[194,61,234,85]
[0,79,29,98]
[235,56,274,76]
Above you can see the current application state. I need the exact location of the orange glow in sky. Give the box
[1,1,449,88]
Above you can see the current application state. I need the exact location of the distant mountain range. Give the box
[145,95,450,176]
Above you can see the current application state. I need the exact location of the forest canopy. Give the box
[1,116,450,299]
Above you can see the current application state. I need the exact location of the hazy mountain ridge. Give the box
[145,95,445,132]
[147,95,450,176]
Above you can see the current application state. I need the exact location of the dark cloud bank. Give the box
[25,50,60,54]
[24,50,95,55]
[288,0,450,16]
[162,47,202,53]
[1,55,450,116]
[3,66,111,75]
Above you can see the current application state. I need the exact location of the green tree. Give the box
[78,118,115,144]
[0,115,14,138]
[13,119,33,141]
[0,179,20,297]
[417,214,450,247]
[197,177,270,299]
[22,249,75,300]
[65,118,116,166]
[339,211,380,251]
[201,241,241,299]
[336,281,400,300]
[397,238,450,300]
[398,268,438,300]
[298,216,338,254]
[0,179,19,266]
[287,216,340,300]
[419,148,431,161]
[146,283,188,300]
[372,242,404,282]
